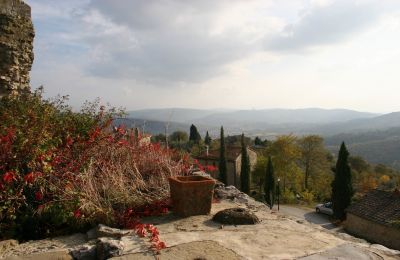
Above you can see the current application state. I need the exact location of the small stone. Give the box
[96,237,124,260]
[213,208,260,225]
[96,224,133,238]
[70,243,97,260]
[87,227,98,240]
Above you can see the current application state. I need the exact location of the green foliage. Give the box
[170,131,188,143]
[218,127,227,185]
[254,136,262,146]
[226,135,251,146]
[204,131,212,146]
[266,135,301,192]
[281,189,297,204]
[264,157,275,209]
[298,135,330,190]
[254,136,269,146]
[189,124,201,144]
[252,155,267,193]
[331,142,354,220]
[240,134,250,194]
[300,190,314,205]
[152,133,166,143]
[349,156,370,173]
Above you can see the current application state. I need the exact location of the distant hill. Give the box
[325,127,400,169]
[120,108,400,169]
[128,108,228,123]
[194,108,377,126]
[113,118,190,135]
[127,108,381,137]
[309,112,400,135]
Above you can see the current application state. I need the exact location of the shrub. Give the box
[281,189,297,204]
[301,190,315,205]
[0,89,188,240]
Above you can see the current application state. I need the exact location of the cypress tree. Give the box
[218,126,227,185]
[264,156,275,209]
[189,124,201,144]
[331,142,353,220]
[240,133,251,194]
[204,131,212,146]
[254,136,262,146]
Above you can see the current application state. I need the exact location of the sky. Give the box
[25,0,400,113]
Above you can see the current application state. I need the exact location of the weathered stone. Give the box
[0,240,19,254]
[86,227,98,240]
[0,0,34,98]
[213,207,259,225]
[70,243,97,260]
[110,240,242,260]
[96,238,124,260]
[214,185,251,204]
[3,250,73,260]
[96,224,133,239]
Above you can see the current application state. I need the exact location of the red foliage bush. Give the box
[0,90,190,244]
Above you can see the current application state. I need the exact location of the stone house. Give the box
[195,146,257,189]
[345,189,400,250]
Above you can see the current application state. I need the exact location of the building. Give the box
[195,146,257,189]
[345,189,400,250]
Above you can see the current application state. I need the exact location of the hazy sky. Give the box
[26,0,400,113]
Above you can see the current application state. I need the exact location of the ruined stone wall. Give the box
[0,0,34,97]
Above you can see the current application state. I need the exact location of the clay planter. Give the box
[168,176,216,217]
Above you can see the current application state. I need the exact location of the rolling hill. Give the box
[123,108,400,169]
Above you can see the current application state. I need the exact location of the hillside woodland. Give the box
[144,127,400,204]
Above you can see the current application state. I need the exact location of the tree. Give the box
[252,155,267,193]
[255,136,269,147]
[189,124,201,144]
[298,135,329,190]
[169,131,188,143]
[151,133,166,143]
[264,156,275,209]
[226,135,251,146]
[331,142,353,220]
[254,136,262,146]
[204,131,212,146]
[348,156,369,173]
[240,133,251,194]
[266,135,301,192]
[218,126,227,185]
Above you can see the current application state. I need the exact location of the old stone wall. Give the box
[345,213,400,250]
[0,0,34,97]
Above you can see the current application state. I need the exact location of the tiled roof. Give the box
[346,189,400,226]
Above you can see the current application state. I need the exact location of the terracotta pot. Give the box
[168,176,216,217]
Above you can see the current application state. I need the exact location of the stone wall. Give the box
[345,213,400,250]
[0,0,34,97]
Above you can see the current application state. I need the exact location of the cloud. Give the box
[71,0,266,83]
[266,1,382,52]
